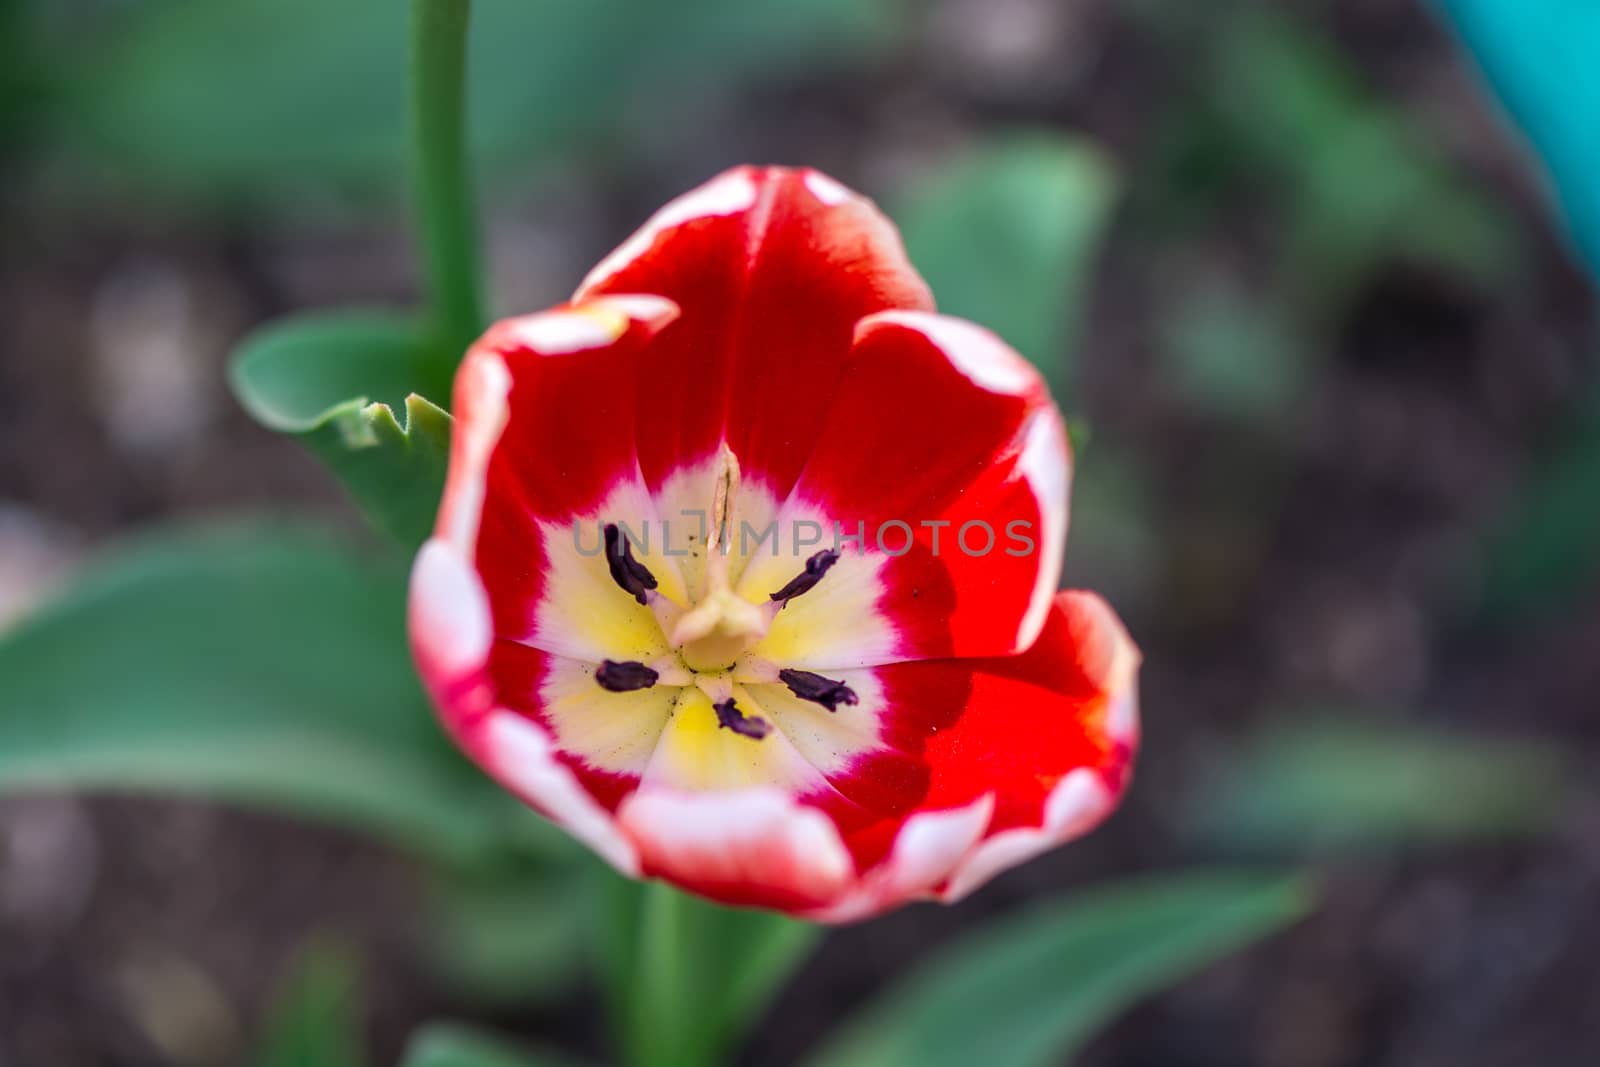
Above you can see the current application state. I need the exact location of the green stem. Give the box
[627,881,696,1067]
[410,0,484,359]
[617,881,820,1067]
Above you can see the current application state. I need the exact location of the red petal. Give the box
[618,787,856,911]
[901,590,1139,899]
[809,590,1140,920]
[577,166,933,498]
[454,297,682,645]
[783,311,1070,660]
[411,167,1131,922]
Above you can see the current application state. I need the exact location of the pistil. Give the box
[670,446,772,669]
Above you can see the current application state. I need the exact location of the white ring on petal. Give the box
[577,169,760,296]
[483,711,641,876]
[939,769,1114,903]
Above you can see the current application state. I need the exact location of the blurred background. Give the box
[2,0,1598,1064]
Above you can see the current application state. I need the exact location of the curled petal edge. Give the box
[434,294,681,554]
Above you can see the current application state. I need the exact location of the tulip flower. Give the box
[409,165,1138,920]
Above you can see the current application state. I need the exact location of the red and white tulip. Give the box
[409,166,1139,921]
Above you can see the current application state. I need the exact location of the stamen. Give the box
[777,668,858,712]
[713,697,771,740]
[595,659,659,692]
[769,549,839,604]
[604,523,658,605]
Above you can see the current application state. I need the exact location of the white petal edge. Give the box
[808,794,995,923]
[617,786,854,905]
[1014,409,1071,650]
[859,310,1042,396]
[436,295,678,555]
[803,169,854,206]
[576,168,761,297]
[409,539,493,681]
[1063,588,1142,747]
[939,769,1115,903]
[1108,674,1140,748]
[437,351,511,551]
[499,294,680,356]
[481,711,641,877]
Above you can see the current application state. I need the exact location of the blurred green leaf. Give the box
[605,879,819,1067]
[1439,0,1600,280]
[897,135,1119,396]
[0,0,35,143]
[1476,398,1600,619]
[400,1024,589,1067]
[49,0,892,207]
[426,863,592,1007]
[229,311,452,550]
[1212,10,1524,312]
[1161,280,1307,425]
[254,941,366,1067]
[0,522,527,868]
[1060,445,1162,615]
[1189,716,1572,851]
[807,872,1312,1067]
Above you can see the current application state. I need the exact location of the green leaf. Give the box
[1474,398,1600,619]
[1212,11,1524,311]
[1059,445,1162,616]
[896,134,1119,397]
[0,521,527,868]
[48,0,892,208]
[1188,715,1572,851]
[400,1024,590,1067]
[603,878,819,1067]
[425,863,592,1007]
[254,941,366,1067]
[807,872,1311,1067]
[1439,0,1600,280]
[229,311,452,550]
[1160,280,1308,426]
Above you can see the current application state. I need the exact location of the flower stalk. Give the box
[410,0,484,360]
[626,881,699,1067]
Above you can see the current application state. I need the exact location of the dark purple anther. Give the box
[713,697,772,740]
[595,660,659,692]
[769,549,839,604]
[604,523,658,605]
[778,668,858,712]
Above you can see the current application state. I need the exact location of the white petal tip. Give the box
[483,712,640,876]
[409,539,492,679]
[861,310,1042,396]
[578,169,761,296]
[940,770,1114,903]
[803,170,855,205]
[1015,410,1071,650]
